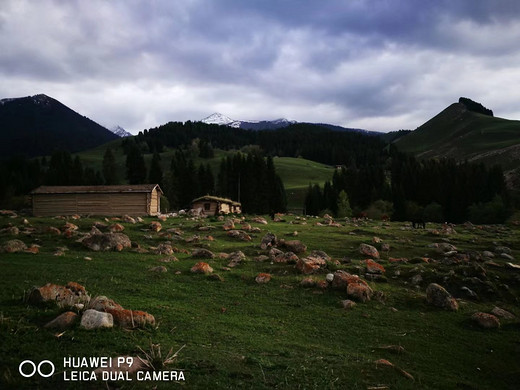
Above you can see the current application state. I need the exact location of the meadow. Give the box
[1,213,519,389]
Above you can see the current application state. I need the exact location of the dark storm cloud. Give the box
[1,0,520,133]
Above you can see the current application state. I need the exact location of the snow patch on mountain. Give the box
[201,113,296,130]
[110,125,132,137]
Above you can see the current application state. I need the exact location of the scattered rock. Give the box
[300,278,317,288]
[44,311,78,330]
[223,219,235,231]
[341,299,356,310]
[122,215,136,224]
[252,216,268,225]
[347,282,373,303]
[1,239,27,253]
[109,223,125,232]
[45,226,62,235]
[365,259,385,274]
[149,221,162,232]
[105,308,156,329]
[255,273,271,284]
[80,309,114,330]
[260,232,277,250]
[495,246,511,254]
[190,262,213,274]
[359,243,380,259]
[227,230,252,241]
[227,251,246,267]
[296,256,326,274]
[149,266,168,273]
[208,273,224,282]
[152,243,174,255]
[192,248,216,259]
[274,251,299,264]
[254,255,270,262]
[28,282,89,308]
[491,306,516,320]
[471,312,500,329]
[279,239,307,254]
[82,233,131,252]
[425,283,458,311]
[460,286,479,300]
[268,247,283,260]
[88,296,123,311]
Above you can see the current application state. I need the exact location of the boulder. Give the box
[105,308,156,329]
[341,299,357,310]
[82,233,131,252]
[300,278,317,288]
[108,223,125,232]
[80,309,114,330]
[260,232,277,250]
[192,248,216,259]
[2,239,27,253]
[152,243,174,255]
[122,215,136,224]
[279,239,307,254]
[296,256,326,274]
[252,216,268,225]
[425,283,458,311]
[491,306,516,320]
[2,226,19,235]
[365,259,385,274]
[28,282,89,308]
[268,247,284,260]
[471,312,500,329]
[347,282,373,303]
[223,219,235,231]
[359,243,379,259]
[149,266,168,273]
[45,226,62,235]
[149,221,162,232]
[227,230,251,241]
[190,262,214,274]
[309,250,331,262]
[227,251,246,267]
[88,296,123,311]
[274,251,299,264]
[330,271,368,290]
[62,222,79,232]
[255,273,271,284]
[44,311,78,330]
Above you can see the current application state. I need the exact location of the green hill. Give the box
[394,99,520,188]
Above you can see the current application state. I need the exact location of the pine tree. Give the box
[126,143,146,184]
[336,190,352,218]
[102,147,118,185]
[148,151,163,187]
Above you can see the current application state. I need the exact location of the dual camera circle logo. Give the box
[19,360,55,378]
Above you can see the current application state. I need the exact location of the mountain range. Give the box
[201,112,297,130]
[110,125,132,137]
[0,94,118,158]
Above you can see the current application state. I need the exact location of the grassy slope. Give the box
[394,103,520,170]
[1,215,520,389]
[76,143,334,210]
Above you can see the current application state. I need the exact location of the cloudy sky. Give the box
[1,0,520,134]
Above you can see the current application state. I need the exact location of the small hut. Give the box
[191,195,241,216]
[31,184,163,216]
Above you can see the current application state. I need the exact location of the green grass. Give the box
[1,215,520,389]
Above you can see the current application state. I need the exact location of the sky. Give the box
[1,0,520,134]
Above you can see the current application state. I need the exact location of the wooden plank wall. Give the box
[33,193,149,216]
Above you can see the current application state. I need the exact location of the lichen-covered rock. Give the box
[80,309,113,330]
[425,283,458,311]
[153,243,174,255]
[279,239,307,254]
[190,262,214,274]
[274,251,299,264]
[88,296,123,311]
[149,221,162,232]
[82,233,131,252]
[2,239,27,253]
[347,282,373,303]
[106,308,156,329]
[359,243,379,259]
[227,251,246,267]
[223,219,235,231]
[227,230,251,241]
[365,259,385,274]
[268,247,283,260]
[192,248,216,259]
[44,311,78,330]
[471,312,500,329]
[255,273,271,284]
[296,256,326,274]
[28,282,89,308]
[260,232,277,250]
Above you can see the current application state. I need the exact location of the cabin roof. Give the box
[31,184,163,195]
[191,195,241,206]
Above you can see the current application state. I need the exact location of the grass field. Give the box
[1,214,519,389]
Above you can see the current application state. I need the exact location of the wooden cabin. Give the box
[191,195,241,216]
[31,184,163,217]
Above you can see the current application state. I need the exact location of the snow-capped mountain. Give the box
[201,113,296,130]
[110,125,132,137]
